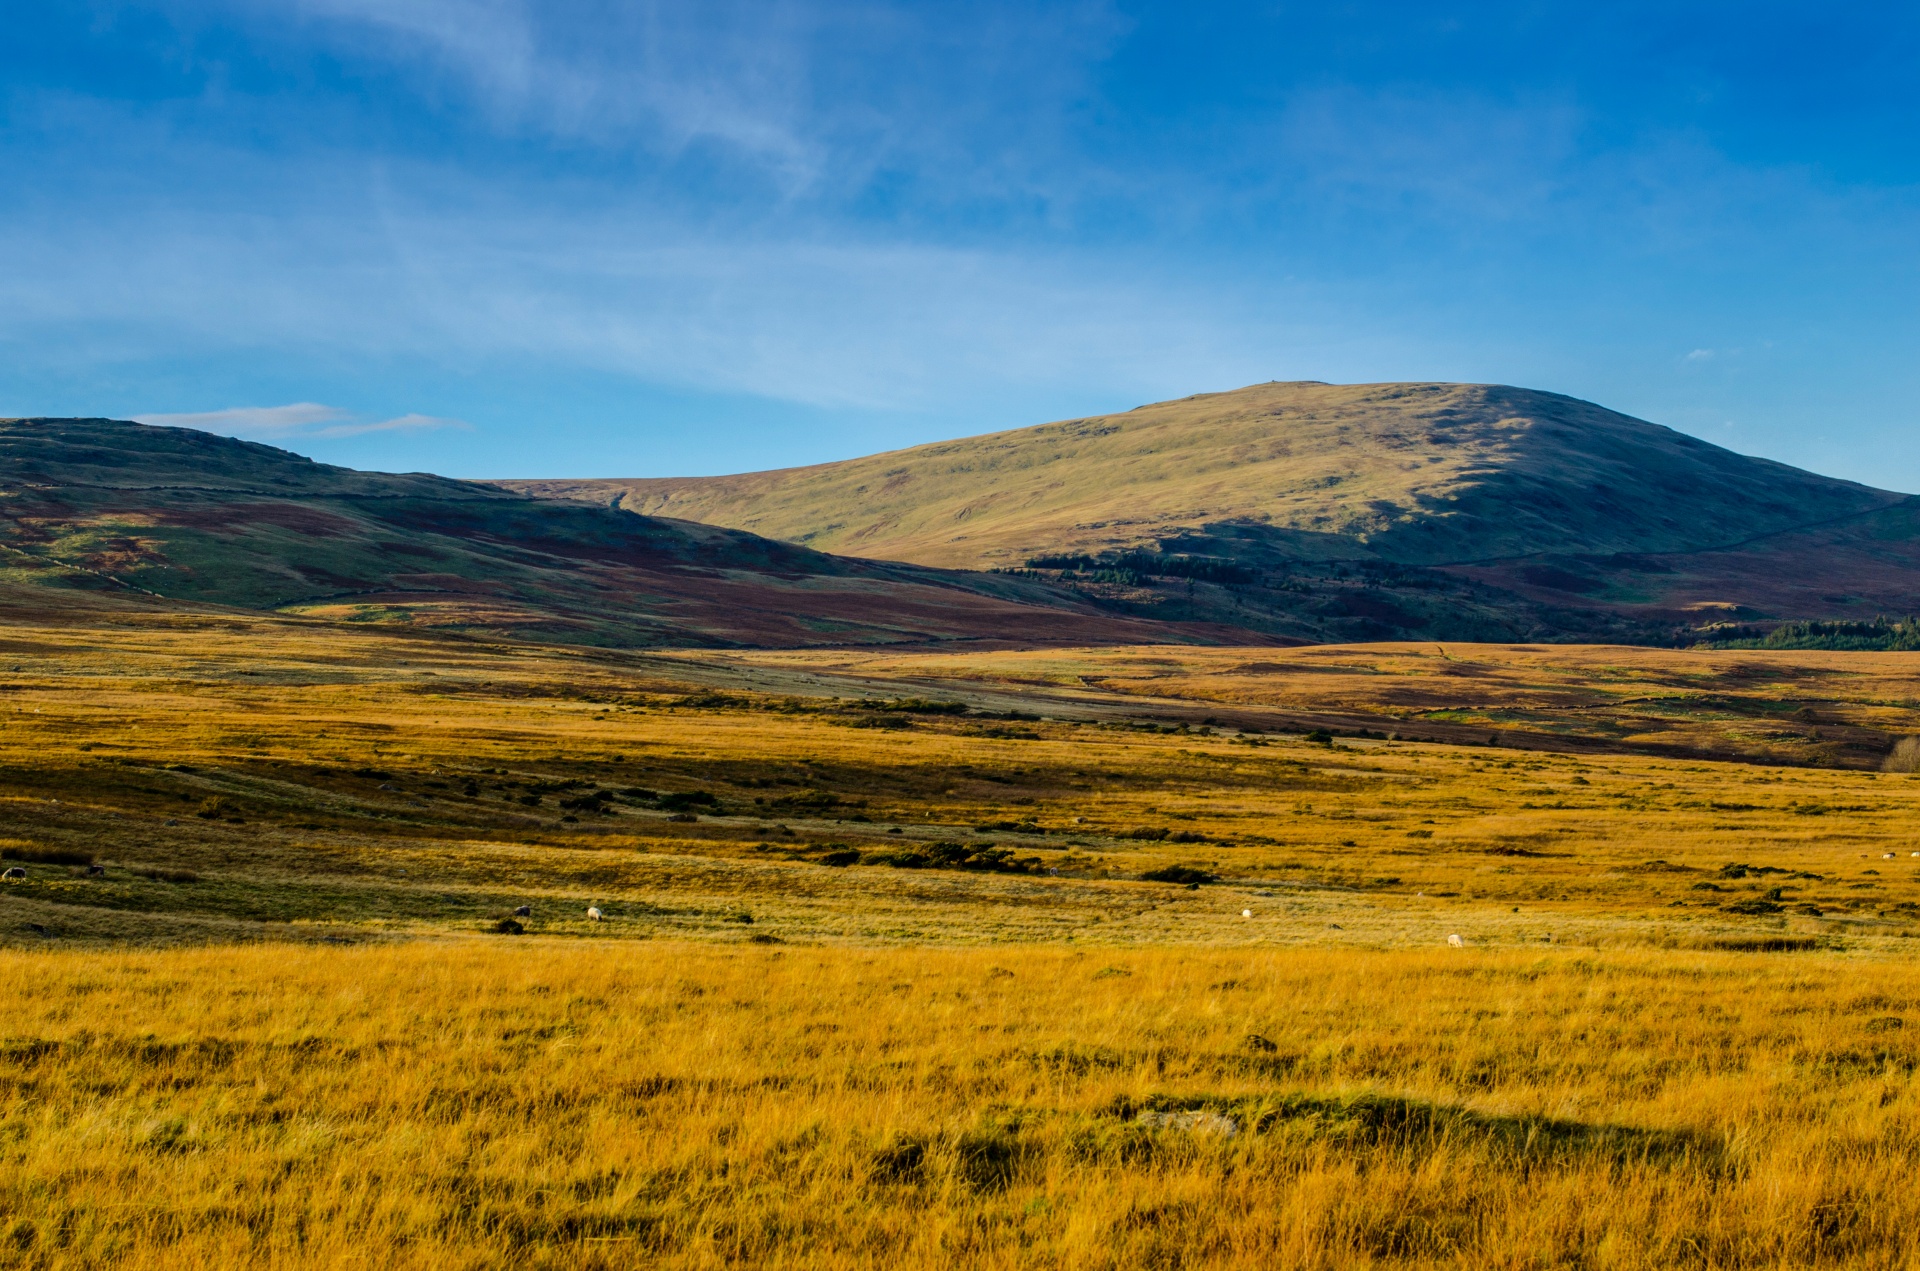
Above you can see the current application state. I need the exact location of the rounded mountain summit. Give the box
[506,381,1913,592]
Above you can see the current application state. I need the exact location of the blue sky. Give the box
[4,2,1918,485]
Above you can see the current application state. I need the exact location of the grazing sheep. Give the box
[587,906,604,922]
[1446,933,1465,948]
[1241,909,1252,919]
[512,905,531,917]
[2,867,24,882]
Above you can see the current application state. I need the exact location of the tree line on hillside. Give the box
[1696,617,1920,652]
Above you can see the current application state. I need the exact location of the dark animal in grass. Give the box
[512,905,532,917]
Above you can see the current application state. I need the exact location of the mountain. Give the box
[0,417,1270,649]
[505,381,1920,643]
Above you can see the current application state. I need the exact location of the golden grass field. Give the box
[8,590,1920,1266]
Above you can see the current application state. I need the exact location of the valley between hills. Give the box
[6,388,1920,1268]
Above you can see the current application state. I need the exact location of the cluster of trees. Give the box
[1701,617,1920,651]
[1021,552,1258,584]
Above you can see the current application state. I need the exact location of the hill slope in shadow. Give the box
[506,382,1920,643]
[0,417,1270,649]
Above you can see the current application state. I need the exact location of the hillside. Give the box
[0,417,1267,649]
[507,381,1920,643]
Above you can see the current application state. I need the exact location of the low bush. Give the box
[1141,865,1217,885]
[869,842,1046,875]
[134,867,199,884]
[0,845,92,866]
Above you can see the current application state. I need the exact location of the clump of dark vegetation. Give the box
[1698,617,1920,652]
[761,789,857,814]
[652,790,719,813]
[861,842,1049,874]
[1702,935,1821,953]
[1719,862,1819,880]
[491,918,525,935]
[1123,826,1209,844]
[854,698,969,716]
[1023,551,1257,585]
[1141,865,1217,885]
[0,845,91,866]
[558,789,616,814]
[870,1136,927,1183]
[670,692,748,710]
[968,725,1042,740]
[133,867,199,884]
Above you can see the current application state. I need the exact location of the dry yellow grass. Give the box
[7,599,1920,1264]
[717,639,1920,768]
[7,940,1920,1268]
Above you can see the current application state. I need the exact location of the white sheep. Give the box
[1446,933,1464,948]
[587,906,604,922]
[1241,909,1252,919]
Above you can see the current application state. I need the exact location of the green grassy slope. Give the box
[0,418,1266,649]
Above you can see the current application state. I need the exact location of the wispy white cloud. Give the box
[134,403,469,440]
[134,402,345,434]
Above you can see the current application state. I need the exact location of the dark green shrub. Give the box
[1141,865,1216,885]
[134,867,199,884]
[0,846,91,866]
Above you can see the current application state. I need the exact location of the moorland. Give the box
[6,395,1920,1268]
[5,589,1920,1266]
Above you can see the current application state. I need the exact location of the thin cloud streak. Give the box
[135,403,469,441]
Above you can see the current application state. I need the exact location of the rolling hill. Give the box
[0,417,1269,649]
[507,381,1920,643]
